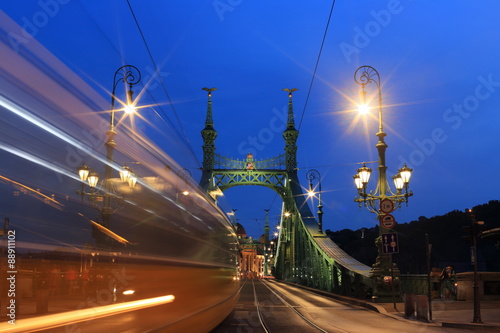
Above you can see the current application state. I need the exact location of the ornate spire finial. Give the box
[283,88,298,128]
[283,88,298,96]
[202,87,218,95]
[282,88,299,173]
[202,87,217,126]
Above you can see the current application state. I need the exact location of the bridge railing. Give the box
[400,274,429,295]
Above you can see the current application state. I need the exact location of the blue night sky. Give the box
[2,1,500,239]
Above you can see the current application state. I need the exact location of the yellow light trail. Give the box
[0,174,63,210]
[76,212,132,245]
[0,295,175,333]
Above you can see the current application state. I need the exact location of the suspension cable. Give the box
[298,0,337,130]
[126,0,198,161]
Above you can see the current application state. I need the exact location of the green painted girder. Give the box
[212,169,288,197]
[271,173,373,297]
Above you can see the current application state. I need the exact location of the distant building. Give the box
[235,223,265,279]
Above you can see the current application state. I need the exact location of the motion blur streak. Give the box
[0,142,78,183]
[0,295,175,333]
[0,9,239,333]
[0,95,93,158]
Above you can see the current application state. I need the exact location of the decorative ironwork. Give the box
[110,65,141,132]
[214,153,285,170]
[354,65,380,88]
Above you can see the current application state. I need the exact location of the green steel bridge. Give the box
[198,87,376,299]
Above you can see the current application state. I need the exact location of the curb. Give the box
[442,322,500,331]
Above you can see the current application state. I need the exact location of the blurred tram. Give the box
[0,169,241,333]
[0,15,240,331]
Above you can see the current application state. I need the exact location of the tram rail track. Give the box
[251,279,329,333]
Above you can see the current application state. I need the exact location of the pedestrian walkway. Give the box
[284,282,500,331]
[373,299,500,331]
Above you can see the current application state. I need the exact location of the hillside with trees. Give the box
[326,200,500,274]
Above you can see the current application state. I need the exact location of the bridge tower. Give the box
[200,87,218,189]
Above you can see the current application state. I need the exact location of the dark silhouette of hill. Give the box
[326,200,500,274]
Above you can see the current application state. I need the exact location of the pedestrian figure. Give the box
[440,265,456,300]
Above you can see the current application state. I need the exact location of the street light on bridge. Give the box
[306,169,323,234]
[352,65,414,301]
[77,65,142,246]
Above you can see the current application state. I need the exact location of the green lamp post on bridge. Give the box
[263,209,270,277]
[306,169,323,234]
[352,65,413,302]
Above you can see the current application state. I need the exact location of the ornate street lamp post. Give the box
[306,169,323,234]
[353,65,413,302]
[77,65,142,247]
[263,209,270,277]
